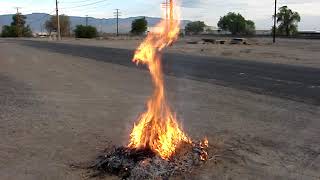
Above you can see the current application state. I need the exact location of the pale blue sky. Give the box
[0,0,319,30]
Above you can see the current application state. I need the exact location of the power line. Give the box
[22,7,55,14]
[2,0,109,16]
[60,0,97,4]
[60,0,109,9]
[62,1,111,13]
[0,10,13,15]
[27,10,55,25]
[82,5,111,14]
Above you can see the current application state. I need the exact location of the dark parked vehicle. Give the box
[230,38,247,44]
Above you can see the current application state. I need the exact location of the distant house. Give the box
[215,29,231,35]
[255,30,272,35]
[36,32,49,37]
[193,26,231,35]
[147,26,163,34]
[202,25,214,34]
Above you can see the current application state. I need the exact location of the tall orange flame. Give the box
[128,0,191,159]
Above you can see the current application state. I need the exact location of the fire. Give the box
[128,0,193,159]
[199,138,209,161]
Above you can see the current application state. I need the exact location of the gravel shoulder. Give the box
[0,39,319,179]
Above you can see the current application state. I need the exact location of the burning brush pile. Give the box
[90,0,209,179]
[90,140,208,179]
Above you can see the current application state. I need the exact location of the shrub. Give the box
[185,21,206,35]
[74,25,98,38]
[131,17,148,35]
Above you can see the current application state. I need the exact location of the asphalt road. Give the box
[17,39,320,105]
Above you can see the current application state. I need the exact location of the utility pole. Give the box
[114,9,121,36]
[169,0,173,29]
[273,0,277,43]
[86,15,88,26]
[161,1,169,21]
[99,19,103,36]
[56,0,61,40]
[166,0,169,21]
[161,0,169,28]
[14,7,21,37]
[14,7,21,14]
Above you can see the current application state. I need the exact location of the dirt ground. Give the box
[0,39,320,180]
[32,36,320,68]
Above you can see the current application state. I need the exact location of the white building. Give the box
[203,26,231,35]
[255,30,272,35]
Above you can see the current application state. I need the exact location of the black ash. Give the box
[89,141,208,179]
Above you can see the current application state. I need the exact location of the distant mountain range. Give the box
[0,13,191,33]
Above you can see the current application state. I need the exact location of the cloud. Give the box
[180,0,208,8]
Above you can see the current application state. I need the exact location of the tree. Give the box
[12,13,26,26]
[45,15,70,36]
[185,21,206,35]
[131,17,148,35]
[74,25,97,38]
[1,13,32,37]
[1,25,17,37]
[276,6,301,36]
[245,20,256,35]
[218,12,255,35]
[45,19,55,35]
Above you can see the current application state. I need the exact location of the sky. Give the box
[0,0,319,30]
